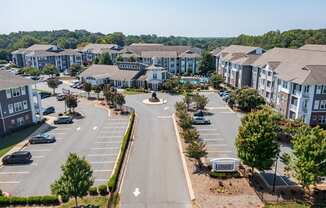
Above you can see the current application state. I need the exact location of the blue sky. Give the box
[1,0,326,37]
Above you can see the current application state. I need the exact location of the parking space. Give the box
[0,97,130,196]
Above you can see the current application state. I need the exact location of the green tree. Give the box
[185,140,208,168]
[116,55,123,62]
[163,78,179,93]
[92,85,102,100]
[65,95,78,113]
[51,153,93,208]
[198,50,214,75]
[83,83,92,98]
[287,126,326,192]
[209,73,223,89]
[231,88,265,112]
[98,52,113,65]
[20,67,40,76]
[103,85,116,106]
[47,78,62,95]
[181,128,199,143]
[114,93,125,109]
[193,93,208,110]
[236,108,281,172]
[42,64,58,77]
[128,56,136,62]
[183,93,193,110]
[178,112,193,130]
[69,64,82,76]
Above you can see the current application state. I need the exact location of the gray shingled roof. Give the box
[79,64,140,81]
[216,45,263,64]
[300,44,326,52]
[0,70,35,90]
[80,43,118,54]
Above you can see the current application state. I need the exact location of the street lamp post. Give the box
[272,155,279,193]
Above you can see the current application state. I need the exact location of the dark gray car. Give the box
[2,151,32,165]
[54,116,73,124]
[29,133,56,144]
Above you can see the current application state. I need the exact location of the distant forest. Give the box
[1,28,326,61]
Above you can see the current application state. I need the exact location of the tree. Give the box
[83,83,92,98]
[198,50,214,75]
[98,52,113,65]
[209,73,223,89]
[128,56,136,62]
[178,112,193,130]
[286,126,326,192]
[163,78,179,93]
[20,67,40,76]
[69,64,82,76]
[65,95,78,113]
[181,128,199,143]
[92,85,102,100]
[175,101,187,118]
[103,85,116,106]
[51,153,93,208]
[116,55,123,62]
[47,78,62,95]
[236,108,281,172]
[185,140,208,168]
[114,93,125,109]
[193,93,208,110]
[183,93,193,110]
[231,88,265,112]
[42,64,58,77]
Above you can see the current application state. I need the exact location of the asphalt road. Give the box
[120,93,192,208]
[0,97,129,196]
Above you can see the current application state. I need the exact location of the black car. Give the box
[30,76,40,81]
[43,106,55,115]
[56,94,65,101]
[29,133,56,144]
[54,116,73,124]
[2,151,32,165]
[194,110,205,117]
[39,91,52,99]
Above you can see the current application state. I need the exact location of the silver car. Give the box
[192,116,211,125]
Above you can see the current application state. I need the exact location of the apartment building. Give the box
[11,44,82,73]
[78,43,122,64]
[117,43,202,75]
[0,70,42,136]
[214,45,265,88]
[252,47,326,125]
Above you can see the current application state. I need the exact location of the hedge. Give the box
[108,112,135,192]
[0,195,59,206]
[98,184,108,196]
[209,171,241,179]
[88,186,98,196]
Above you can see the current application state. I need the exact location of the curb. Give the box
[172,113,195,201]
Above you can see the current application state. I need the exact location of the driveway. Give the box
[120,93,192,208]
[0,97,129,196]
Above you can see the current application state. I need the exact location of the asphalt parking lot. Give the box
[0,97,130,196]
[194,92,242,160]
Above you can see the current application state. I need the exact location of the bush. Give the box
[98,184,108,196]
[89,186,98,196]
[209,171,241,179]
[10,196,27,205]
[0,195,59,206]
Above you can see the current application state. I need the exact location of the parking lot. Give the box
[193,92,242,160]
[0,96,130,196]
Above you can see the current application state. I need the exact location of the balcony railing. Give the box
[289,104,298,111]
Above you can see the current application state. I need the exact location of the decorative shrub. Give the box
[0,195,59,206]
[89,186,98,196]
[209,171,241,179]
[98,184,108,196]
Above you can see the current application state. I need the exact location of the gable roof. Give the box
[216,45,261,57]
[216,45,263,65]
[300,44,326,52]
[0,70,35,90]
[253,48,326,84]
[80,43,118,54]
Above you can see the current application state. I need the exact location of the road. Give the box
[0,97,129,196]
[120,93,192,208]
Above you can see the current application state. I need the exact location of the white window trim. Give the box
[314,100,320,110]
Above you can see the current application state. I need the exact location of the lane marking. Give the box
[94,169,112,172]
[0,181,20,184]
[0,171,30,175]
[87,154,116,157]
[32,155,45,159]
[90,161,114,164]
[206,150,233,153]
[95,141,120,144]
[164,107,169,110]
[197,129,218,131]
[200,133,221,136]
[94,179,107,182]
[76,127,81,131]
[206,144,227,147]
[55,138,65,140]
[133,188,141,197]
[91,147,119,150]
[157,115,172,119]
[52,132,65,135]
[29,149,52,152]
[93,126,98,130]
[96,136,122,139]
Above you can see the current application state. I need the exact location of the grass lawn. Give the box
[264,202,310,208]
[0,124,41,157]
[122,90,147,96]
[58,196,108,208]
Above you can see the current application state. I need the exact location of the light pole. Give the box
[272,154,279,193]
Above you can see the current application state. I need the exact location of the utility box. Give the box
[210,158,240,172]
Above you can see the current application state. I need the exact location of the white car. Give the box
[192,116,211,125]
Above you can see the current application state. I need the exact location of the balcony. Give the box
[289,104,298,112]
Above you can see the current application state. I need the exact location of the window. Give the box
[316,85,322,94]
[282,81,288,89]
[8,104,14,114]
[6,89,11,98]
[14,102,23,112]
[23,100,28,110]
[323,86,326,94]
[21,87,26,95]
[318,115,326,124]
[314,100,320,110]
[12,88,21,97]
[320,100,326,109]
[303,85,310,93]
[268,71,272,76]
[153,73,157,79]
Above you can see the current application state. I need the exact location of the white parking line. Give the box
[32,155,45,159]
[206,107,229,110]
[201,138,224,141]
[94,179,107,182]
[53,132,65,135]
[95,141,120,144]
[90,161,114,164]
[197,129,217,131]
[104,123,128,126]
[93,126,98,130]
[91,147,119,150]
[55,138,65,140]
[102,126,126,129]
[29,149,52,152]
[87,154,116,157]
[200,133,221,136]
[206,150,233,153]
[157,116,172,119]
[0,171,30,175]
[0,181,20,184]
[94,169,112,172]
[96,136,122,139]
[207,144,227,147]
[76,127,81,131]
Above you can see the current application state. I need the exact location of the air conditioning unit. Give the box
[210,158,240,172]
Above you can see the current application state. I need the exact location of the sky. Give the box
[1,0,326,37]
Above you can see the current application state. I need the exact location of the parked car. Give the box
[194,110,205,117]
[192,116,211,125]
[2,151,32,165]
[70,80,80,88]
[30,76,40,81]
[56,94,65,101]
[222,94,230,102]
[29,133,56,144]
[39,91,52,99]
[54,116,73,124]
[75,83,84,89]
[43,106,55,115]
